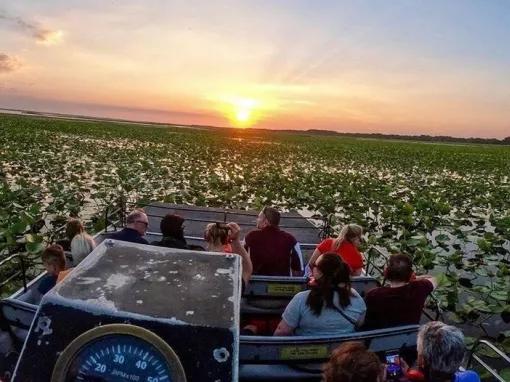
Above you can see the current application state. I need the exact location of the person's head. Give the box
[385,253,413,282]
[126,209,149,236]
[66,219,84,240]
[256,206,280,229]
[336,223,363,248]
[307,252,352,314]
[160,214,185,240]
[323,341,384,382]
[42,244,66,275]
[204,222,230,247]
[417,321,466,381]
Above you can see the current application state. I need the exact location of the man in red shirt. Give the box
[244,206,302,276]
[364,253,437,329]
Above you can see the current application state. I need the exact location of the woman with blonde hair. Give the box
[66,218,96,264]
[307,223,364,276]
[204,222,253,285]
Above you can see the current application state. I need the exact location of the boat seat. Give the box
[0,298,37,346]
[241,275,380,315]
[239,324,419,381]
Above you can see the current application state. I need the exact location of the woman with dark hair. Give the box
[323,341,384,382]
[151,214,188,249]
[274,253,366,336]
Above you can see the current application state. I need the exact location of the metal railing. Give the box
[466,339,510,382]
[0,254,27,294]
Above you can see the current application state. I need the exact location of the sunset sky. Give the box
[1,1,509,138]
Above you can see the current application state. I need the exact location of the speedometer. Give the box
[52,324,186,382]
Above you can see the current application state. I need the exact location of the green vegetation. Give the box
[1,113,509,345]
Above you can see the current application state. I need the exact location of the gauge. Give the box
[52,324,186,382]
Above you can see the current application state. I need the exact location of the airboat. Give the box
[0,203,508,381]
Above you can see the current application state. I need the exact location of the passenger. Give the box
[274,253,366,336]
[204,222,253,285]
[66,218,96,264]
[151,214,188,249]
[307,223,364,276]
[244,206,302,276]
[405,321,480,382]
[109,209,149,244]
[363,254,437,329]
[323,341,384,382]
[205,222,232,253]
[38,245,66,296]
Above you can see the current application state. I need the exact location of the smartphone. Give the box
[385,352,402,380]
[385,352,400,365]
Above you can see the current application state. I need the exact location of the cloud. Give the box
[0,53,21,73]
[0,12,63,45]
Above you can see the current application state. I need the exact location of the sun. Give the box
[236,108,251,123]
[218,96,259,128]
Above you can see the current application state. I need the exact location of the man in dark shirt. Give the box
[109,210,149,244]
[245,206,302,276]
[364,253,437,329]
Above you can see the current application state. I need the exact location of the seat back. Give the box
[241,275,380,315]
[239,325,419,381]
[0,298,38,348]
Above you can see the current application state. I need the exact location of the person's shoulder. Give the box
[108,229,125,238]
[455,370,480,382]
[278,228,297,242]
[245,229,260,240]
[38,274,57,293]
[244,229,259,247]
[340,240,359,253]
[317,238,334,251]
[349,288,364,301]
[410,278,434,291]
[292,290,310,302]
[365,285,388,298]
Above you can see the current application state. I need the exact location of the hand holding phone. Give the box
[385,352,402,381]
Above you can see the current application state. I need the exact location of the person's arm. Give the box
[228,223,253,285]
[274,292,302,336]
[274,320,295,336]
[351,267,363,276]
[356,312,366,327]
[415,274,438,290]
[307,248,322,270]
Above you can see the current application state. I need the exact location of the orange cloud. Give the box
[0,53,21,73]
[0,12,63,45]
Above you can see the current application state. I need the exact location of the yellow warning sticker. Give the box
[279,345,329,360]
[267,283,304,296]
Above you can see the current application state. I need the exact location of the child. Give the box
[38,244,66,295]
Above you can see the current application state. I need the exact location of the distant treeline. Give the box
[302,129,510,145]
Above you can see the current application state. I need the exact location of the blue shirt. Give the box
[282,289,366,336]
[37,274,58,295]
[108,228,148,245]
[455,370,480,382]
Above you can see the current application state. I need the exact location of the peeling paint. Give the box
[105,273,131,289]
[193,274,206,281]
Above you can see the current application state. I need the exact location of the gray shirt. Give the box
[282,289,366,336]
